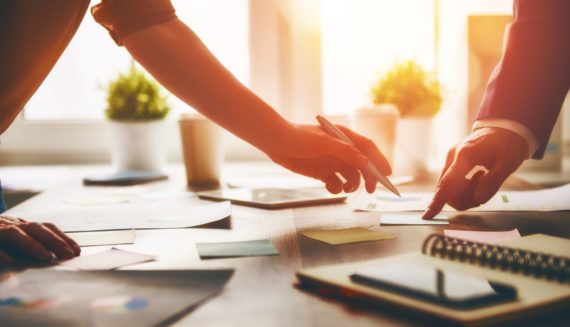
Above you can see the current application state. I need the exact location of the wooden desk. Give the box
[3,163,570,326]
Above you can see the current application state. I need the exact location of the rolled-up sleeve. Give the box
[91,0,176,46]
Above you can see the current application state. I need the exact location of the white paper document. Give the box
[18,201,231,232]
[57,248,156,270]
[349,183,570,212]
[67,229,136,247]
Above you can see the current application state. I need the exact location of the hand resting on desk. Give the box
[0,216,80,264]
[423,128,528,220]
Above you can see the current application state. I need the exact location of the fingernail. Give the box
[61,247,74,259]
[40,250,53,261]
[73,244,81,255]
[421,209,431,220]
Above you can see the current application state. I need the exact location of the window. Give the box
[322,0,436,116]
[24,0,249,120]
[0,0,253,165]
[4,0,566,166]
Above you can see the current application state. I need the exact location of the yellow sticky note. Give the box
[300,228,395,245]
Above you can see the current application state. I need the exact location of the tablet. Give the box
[197,188,346,209]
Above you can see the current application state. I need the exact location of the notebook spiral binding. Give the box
[422,233,570,283]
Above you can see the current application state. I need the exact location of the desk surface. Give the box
[2,163,570,326]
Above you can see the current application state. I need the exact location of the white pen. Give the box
[316,115,401,197]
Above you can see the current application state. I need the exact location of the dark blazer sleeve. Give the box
[476,0,570,158]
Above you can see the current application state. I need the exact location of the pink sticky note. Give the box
[444,229,521,244]
[57,248,156,270]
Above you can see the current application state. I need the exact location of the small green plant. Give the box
[369,59,442,118]
[105,63,170,121]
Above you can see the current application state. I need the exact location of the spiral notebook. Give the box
[296,234,570,326]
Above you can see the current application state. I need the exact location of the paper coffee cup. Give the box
[178,114,224,188]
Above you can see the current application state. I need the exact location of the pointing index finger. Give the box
[423,181,449,220]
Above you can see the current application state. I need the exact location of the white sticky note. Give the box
[67,230,136,247]
[381,213,448,225]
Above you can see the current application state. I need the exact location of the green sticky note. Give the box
[196,239,279,259]
[301,228,395,245]
[502,195,509,203]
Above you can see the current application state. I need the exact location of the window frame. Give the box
[0,0,322,165]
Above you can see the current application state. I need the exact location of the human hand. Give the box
[422,127,528,220]
[0,216,80,264]
[264,122,391,194]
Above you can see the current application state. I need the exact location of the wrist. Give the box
[473,119,537,159]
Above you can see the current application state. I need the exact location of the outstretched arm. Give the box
[93,3,391,193]
[423,0,570,219]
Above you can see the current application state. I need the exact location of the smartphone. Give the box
[350,262,517,309]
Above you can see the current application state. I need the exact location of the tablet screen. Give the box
[197,188,346,209]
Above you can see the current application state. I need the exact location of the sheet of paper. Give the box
[348,188,435,212]
[57,248,156,270]
[0,166,70,192]
[67,230,136,247]
[300,228,395,245]
[380,213,448,225]
[349,183,570,212]
[444,229,521,244]
[0,269,233,327]
[196,239,279,259]
[14,201,231,232]
[63,196,131,206]
[135,190,195,200]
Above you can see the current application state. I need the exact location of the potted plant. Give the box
[369,59,442,173]
[105,62,171,173]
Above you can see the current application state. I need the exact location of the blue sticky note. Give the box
[196,239,279,259]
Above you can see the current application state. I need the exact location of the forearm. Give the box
[122,18,290,153]
[476,0,570,158]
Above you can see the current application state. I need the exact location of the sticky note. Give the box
[196,240,279,259]
[57,248,156,270]
[381,213,448,225]
[67,230,136,247]
[444,229,521,244]
[301,228,395,245]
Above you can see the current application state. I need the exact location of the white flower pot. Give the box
[108,120,168,173]
[394,117,433,174]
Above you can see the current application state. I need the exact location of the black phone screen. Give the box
[350,262,517,309]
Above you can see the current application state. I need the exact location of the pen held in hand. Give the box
[316,115,401,197]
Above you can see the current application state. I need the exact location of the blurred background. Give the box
[1,0,568,180]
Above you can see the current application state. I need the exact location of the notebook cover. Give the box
[296,234,570,326]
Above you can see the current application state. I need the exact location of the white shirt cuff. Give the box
[473,118,539,159]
